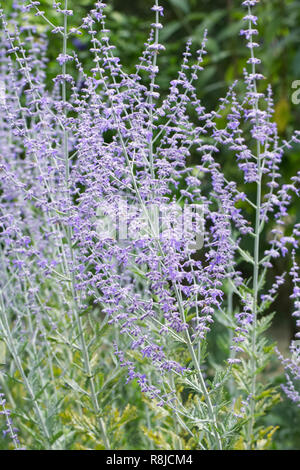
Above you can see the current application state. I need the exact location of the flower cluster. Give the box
[0,0,299,449]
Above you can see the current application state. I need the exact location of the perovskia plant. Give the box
[0,0,299,450]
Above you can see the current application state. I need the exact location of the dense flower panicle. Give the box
[0,0,299,441]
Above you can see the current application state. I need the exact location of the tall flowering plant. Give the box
[0,0,299,450]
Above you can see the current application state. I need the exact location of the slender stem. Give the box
[175,285,222,450]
